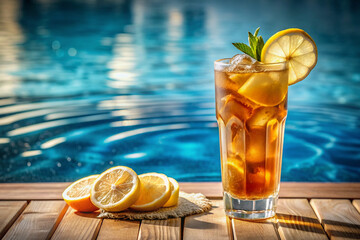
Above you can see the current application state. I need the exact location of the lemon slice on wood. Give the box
[163,177,180,207]
[90,166,140,212]
[131,173,171,211]
[63,175,99,212]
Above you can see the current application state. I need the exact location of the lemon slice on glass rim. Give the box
[261,28,318,85]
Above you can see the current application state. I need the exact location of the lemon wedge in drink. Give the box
[163,177,180,207]
[62,175,99,212]
[225,159,245,198]
[261,28,318,85]
[131,173,171,211]
[90,166,140,212]
[238,70,288,106]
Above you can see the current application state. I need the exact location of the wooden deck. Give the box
[0,182,360,239]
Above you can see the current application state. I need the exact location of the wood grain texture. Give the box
[0,201,27,238]
[311,199,360,239]
[138,218,181,240]
[276,199,327,240]
[353,200,360,214]
[1,182,360,200]
[51,207,102,240]
[3,201,67,240]
[179,182,222,198]
[0,182,69,200]
[232,218,278,240]
[279,183,360,199]
[183,200,229,240]
[97,219,140,240]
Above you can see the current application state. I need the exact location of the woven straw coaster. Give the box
[98,191,212,220]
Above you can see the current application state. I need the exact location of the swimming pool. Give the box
[1,0,359,182]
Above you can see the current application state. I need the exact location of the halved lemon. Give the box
[163,177,180,207]
[131,173,171,211]
[261,28,318,85]
[90,166,140,212]
[62,175,99,212]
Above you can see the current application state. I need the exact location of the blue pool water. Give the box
[0,0,360,182]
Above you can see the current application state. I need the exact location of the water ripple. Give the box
[0,93,359,182]
[104,123,192,143]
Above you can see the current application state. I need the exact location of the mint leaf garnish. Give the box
[254,27,260,37]
[232,27,265,61]
[248,32,257,57]
[232,43,253,57]
[256,36,265,60]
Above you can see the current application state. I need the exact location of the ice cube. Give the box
[247,107,278,128]
[226,116,245,160]
[245,127,266,163]
[219,95,253,124]
[215,71,239,94]
[227,54,259,72]
[230,54,257,65]
[266,118,279,143]
[266,119,280,159]
[246,165,266,196]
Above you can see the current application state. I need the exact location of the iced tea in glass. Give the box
[214,56,288,219]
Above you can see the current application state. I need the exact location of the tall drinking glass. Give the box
[214,58,288,219]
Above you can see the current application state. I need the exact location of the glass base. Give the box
[223,192,277,220]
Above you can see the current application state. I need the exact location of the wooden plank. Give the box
[138,218,181,240]
[1,182,360,200]
[276,199,327,240]
[353,200,360,213]
[3,201,67,240]
[311,199,360,239]
[0,182,70,200]
[97,219,140,240]
[179,182,222,198]
[279,183,360,199]
[232,218,278,240]
[51,207,102,240]
[0,201,27,238]
[183,199,229,240]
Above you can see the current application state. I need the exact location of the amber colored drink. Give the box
[214,58,288,219]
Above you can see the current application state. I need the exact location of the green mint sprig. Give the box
[232,27,265,61]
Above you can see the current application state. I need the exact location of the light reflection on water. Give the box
[0,0,359,182]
